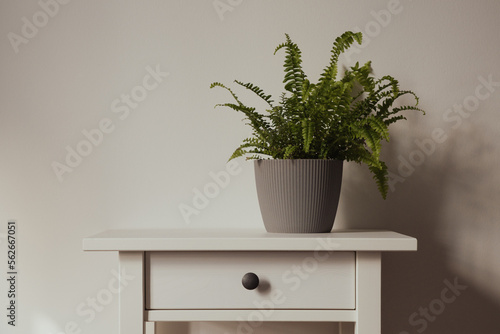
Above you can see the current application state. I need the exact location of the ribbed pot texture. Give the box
[254,159,343,233]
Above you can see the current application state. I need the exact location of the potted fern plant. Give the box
[210,31,424,233]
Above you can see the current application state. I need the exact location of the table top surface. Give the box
[83,229,417,252]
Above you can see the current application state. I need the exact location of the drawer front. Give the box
[147,251,355,310]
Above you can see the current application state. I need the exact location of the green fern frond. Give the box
[214,102,256,115]
[391,104,426,115]
[360,127,381,155]
[283,145,298,159]
[215,102,272,141]
[274,33,307,97]
[229,146,247,161]
[246,154,266,160]
[273,33,291,55]
[301,118,314,153]
[398,90,420,106]
[234,80,274,107]
[319,31,362,86]
[301,79,314,102]
[384,115,407,125]
[210,82,244,106]
[366,117,390,141]
[212,31,425,199]
[370,75,400,101]
[351,61,375,92]
[369,162,388,199]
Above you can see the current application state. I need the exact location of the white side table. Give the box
[83,229,417,334]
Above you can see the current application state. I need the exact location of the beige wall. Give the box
[1,0,499,333]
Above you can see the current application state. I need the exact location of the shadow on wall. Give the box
[156,110,500,334]
[339,115,500,333]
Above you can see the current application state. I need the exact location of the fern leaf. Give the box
[302,118,314,153]
[357,126,381,155]
[229,146,247,161]
[283,145,298,159]
[391,104,426,115]
[212,31,424,199]
[210,82,244,106]
[367,117,390,141]
[274,34,307,98]
[351,61,375,93]
[319,31,362,86]
[384,115,406,125]
[234,80,274,107]
[369,162,388,199]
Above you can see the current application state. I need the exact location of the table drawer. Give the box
[146,251,355,310]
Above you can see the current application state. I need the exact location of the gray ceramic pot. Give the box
[254,159,343,233]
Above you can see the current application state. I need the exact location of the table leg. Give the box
[355,252,381,334]
[119,251,145,334]
[145,321,156,334]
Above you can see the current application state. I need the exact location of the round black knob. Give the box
[242,272,259,290]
